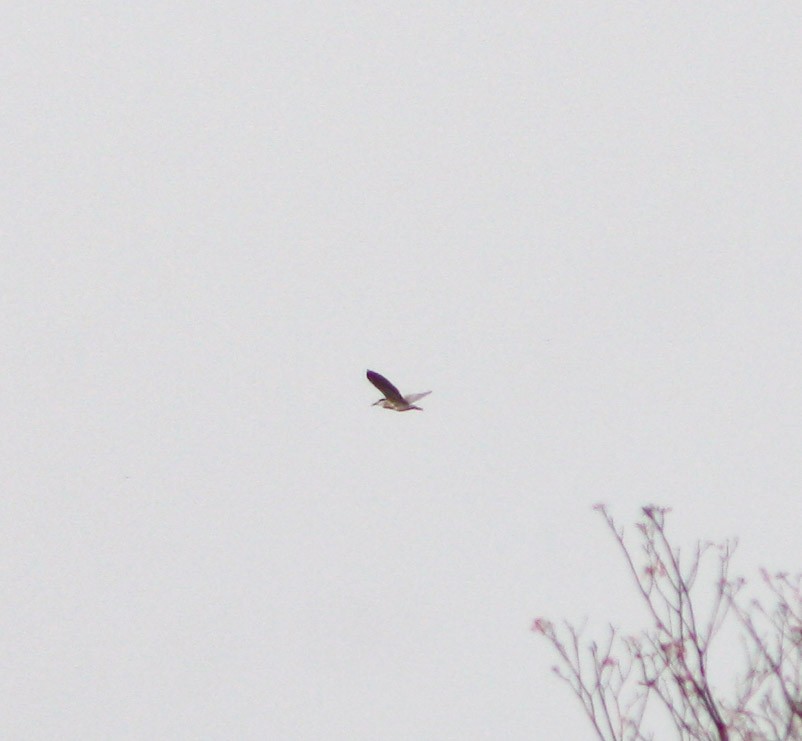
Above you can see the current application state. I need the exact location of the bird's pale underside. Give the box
[366,370,431,411]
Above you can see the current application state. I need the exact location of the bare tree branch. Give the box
[533,506,802,740]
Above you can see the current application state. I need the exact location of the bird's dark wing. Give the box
[366,370,405,404]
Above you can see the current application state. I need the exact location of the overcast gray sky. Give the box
[3,3,802,739]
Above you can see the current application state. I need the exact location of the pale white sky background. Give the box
[3,3,802,739]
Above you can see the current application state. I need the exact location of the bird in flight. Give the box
[366,370,431,411]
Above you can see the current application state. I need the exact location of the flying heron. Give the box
[367,370,431,411]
